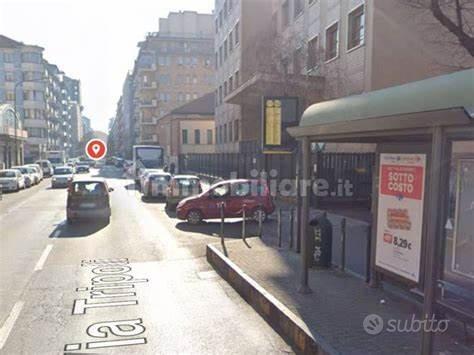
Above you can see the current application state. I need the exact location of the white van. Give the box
[35,160,54,177]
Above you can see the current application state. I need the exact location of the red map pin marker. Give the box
[85,139,107,160]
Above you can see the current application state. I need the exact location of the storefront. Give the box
[288,69,474,354]
[0,104,27,169]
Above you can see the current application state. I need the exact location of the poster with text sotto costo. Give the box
[375,153,426,282]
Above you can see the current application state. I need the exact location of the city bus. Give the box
[132,145,165,183]
[45,150,66,168]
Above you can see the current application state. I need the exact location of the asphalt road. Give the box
[0,166,292,354]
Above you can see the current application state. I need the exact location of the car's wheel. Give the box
[67,217,74,225]
[16,183,19,192]
[187,210,203,225]
[252,208,267,223]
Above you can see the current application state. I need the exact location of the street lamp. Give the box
[13,77,47,165]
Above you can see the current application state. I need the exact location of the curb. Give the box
[206,244,339,355]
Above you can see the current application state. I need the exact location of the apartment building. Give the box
[131,11,215,145]
[0,35,84,162]
[0,104,27,168]
[219,0,473,156]
[214,0,278,155]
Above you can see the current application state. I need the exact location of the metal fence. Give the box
[180,151,375,203]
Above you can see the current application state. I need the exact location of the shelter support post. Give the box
[298,136,312,294]
[421,126,445,355]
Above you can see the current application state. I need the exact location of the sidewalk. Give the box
[207,237,473,355]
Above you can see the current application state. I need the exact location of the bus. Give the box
[45,150,66,167]
[132,145,165,182]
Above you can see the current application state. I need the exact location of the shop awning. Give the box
[288,69,474,141]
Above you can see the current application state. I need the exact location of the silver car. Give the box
[11,166,35,187]
[0,169,25,192]
[51,166,74,188]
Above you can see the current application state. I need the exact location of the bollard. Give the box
[220,202,228,256]
[241,205,246,242]
[341,217,346,271]
[289,207,294,249]
[257,207,263,239]
[277,208,282,248]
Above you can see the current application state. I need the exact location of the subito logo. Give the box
[85,139,107,160]
[363,314,384,335]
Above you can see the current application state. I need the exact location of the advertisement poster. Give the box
[376,153,426,282]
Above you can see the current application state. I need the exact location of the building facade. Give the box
[0,104,27,168]
[156,92,215,171]
[131,11,215,145]
[0,35,84,162]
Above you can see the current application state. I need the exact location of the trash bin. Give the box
[310,215,333,267]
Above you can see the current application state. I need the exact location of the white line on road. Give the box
[34,244,53,271]
[0,301,24,350]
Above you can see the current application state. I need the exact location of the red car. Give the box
[176,179,275,225]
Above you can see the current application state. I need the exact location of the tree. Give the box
[404,0,474,57]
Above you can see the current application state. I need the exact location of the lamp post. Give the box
[13,77,47,165]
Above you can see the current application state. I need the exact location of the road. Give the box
[0,166,292,354]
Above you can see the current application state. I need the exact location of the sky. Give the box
[0,0,214,132]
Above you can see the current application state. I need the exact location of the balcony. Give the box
[138,63,157,72]
[23,119,48,129]
[140,82,158,90]
[140,99,158,108]
[0,126,28,140]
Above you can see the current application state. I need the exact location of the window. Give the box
[219,85,223,104]
[219,10,223,27]
[194,129,201,144]
[229,122,233,142]
[207,129,213,144]
[215,18,219,33]
[4,53,14,63]
[307,35,319,70]
[223,124,227,143]
[234,22,240,45]
[224,0,228,17]
[178,57,184,65]
[281,57,289,75]
[229,32,234,52]
[293,47,304,74]
[219,46,223,66]
[234,70,240,87]
[325,22,339,61]
[215,52,219,69]
[5,72,14,82]
[229,76,233,92]
[182,129,188,144]
[282,0,290,28]
[294,0,303,18]
[234,120,239,141]
[215,127,219,143]
[348,5,365,50]
[6,92,14,101]
[21,52,41,63]
[224,39,228,60]
[229,0,233,10]
[224,81,228,96]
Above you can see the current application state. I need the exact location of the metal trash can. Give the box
[310,215,333,267]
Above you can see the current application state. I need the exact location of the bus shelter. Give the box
[288,69,474,354]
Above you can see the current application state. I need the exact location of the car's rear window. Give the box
[176,178,200,187]
[54,168,72,175]
[0,171,16,178]
[71,182,106,196]
[150,175,171,182]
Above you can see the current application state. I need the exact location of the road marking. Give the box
[0,301,24,350]
[34,244,53,271]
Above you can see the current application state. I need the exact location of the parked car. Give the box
[35,160,54,177]
[75,164,90,173]
[11,166,35,187]
[51,166,74,188]
[66,178,113,224]
[176,179,275,225]
[26,164,43,181]
[139,169,164,189]
[166,175,202,210]
[142,172,172,199]
[0,169,25,191]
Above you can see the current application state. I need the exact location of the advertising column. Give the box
[376,154,427,282]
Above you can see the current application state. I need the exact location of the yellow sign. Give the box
[265,99,282,145]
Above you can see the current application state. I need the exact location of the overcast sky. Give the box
[0,0,214,132]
